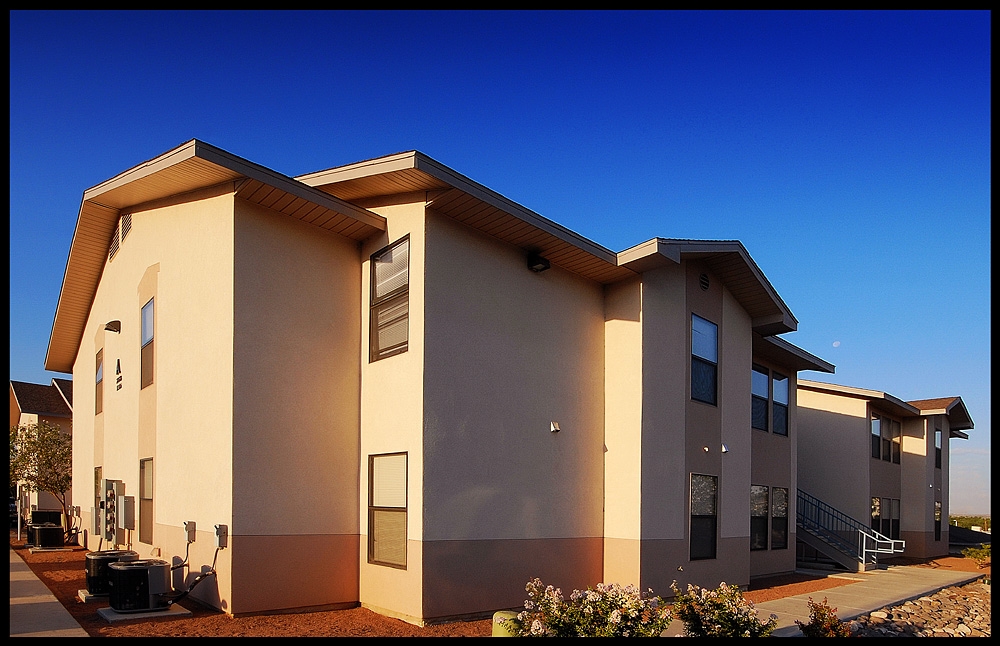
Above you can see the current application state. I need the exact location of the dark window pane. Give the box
[750,517,768,551]
[771,516,788,550]
[751,396,768,430]
[690,516,717,560]
[773,403,788,436]
[871,416,881,459]
[691,357,717,405]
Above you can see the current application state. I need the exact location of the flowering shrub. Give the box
[795,597,852,637]
[669,581,778,637]
[500,577,673,637]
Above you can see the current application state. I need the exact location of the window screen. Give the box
[370,238,410,362]
[369,452,407,568]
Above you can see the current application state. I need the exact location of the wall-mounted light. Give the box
[528,252,551,273]
[721,444,729,453]
[550,422,561,433]
[105,320,121,333]
[703,446,710,452]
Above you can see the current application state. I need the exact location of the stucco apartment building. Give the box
[796,380,974,562]
[43,139,841,624]
[10,378,73,516]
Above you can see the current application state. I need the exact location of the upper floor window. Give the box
[95,349,104,414]
[772,373,788,436]
[934,429,942,469]
[370,237,409,362]
[691,314,717,405]
[751,365,769,431]
[141,298,154,389]
[871,413,900,463]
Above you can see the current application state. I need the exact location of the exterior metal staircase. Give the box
[796,489,905,572]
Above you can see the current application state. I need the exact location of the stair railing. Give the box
[797,490,905,566]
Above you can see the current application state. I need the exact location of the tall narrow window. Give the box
[139,458,153,544]
[871,415,881,459]
[934,429,942,469]
[751,366,769,431]
[881,497,892,537]
[871,497,881,532]
[750,485,769,550]
[369,452,407,568]
[690,474,718,560]
[691,315,718,405]
[881,418,891,462]
[890,419,901,464]
[772,373,788,436]
[95,350,104,414]
[771,487,789,550]
[934,501,942,541]
[370,237,410,362]
[890,498,900,540]
[141,298,154,388]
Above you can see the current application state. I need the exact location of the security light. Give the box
[105,320,122,333]
[528,252,550,273]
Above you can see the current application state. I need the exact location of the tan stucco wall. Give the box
[419,210,606,619]
[73,187,236,607]
[229,197,363,613]
[358,195,427,623]
[900,414,950,558]
[796,389,871,521]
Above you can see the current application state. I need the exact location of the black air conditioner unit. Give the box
[29,523,64,547]
[107,559,171,613]
[31,510,63,526]
[85,550,139,595]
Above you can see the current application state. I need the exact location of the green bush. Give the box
[669,581,778,637]
[961,543,991,569]
[795,597,853,637]
[500,577,672,637]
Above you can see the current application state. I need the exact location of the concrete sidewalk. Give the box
[661,564,985,637]
[10,545,88,637]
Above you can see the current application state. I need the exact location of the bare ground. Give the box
[9,531,989,637]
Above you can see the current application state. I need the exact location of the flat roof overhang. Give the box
[44,140,386,373]
[619,238,800,336]
[752,333,835,374]
[798,379,921,418]
[297,151,636,285]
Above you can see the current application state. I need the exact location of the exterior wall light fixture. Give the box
[550,422,561,433]
[528,252,550,273]
[721,444,729,453]
[105,320,122,333]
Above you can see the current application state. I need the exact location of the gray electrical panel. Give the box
[101,479,126,544]
[118,495,135,531]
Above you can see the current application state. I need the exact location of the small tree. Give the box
[9,421,73,535]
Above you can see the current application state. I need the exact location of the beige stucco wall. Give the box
[73,186,236,607]
[796,389,871,521]
[419,210,606,620]
[229,197,363,613]
[357,195,427,623]
[900,414,950,558]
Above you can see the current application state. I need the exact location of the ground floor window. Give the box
[690,474,717,560]
[934,501,942,541]
[771,487,788,549]
[139,458,153,544]
[750,485,769,551]
[369,452,407,568]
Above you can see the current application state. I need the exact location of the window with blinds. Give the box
[368,452,407,568]
[370,237,409,362]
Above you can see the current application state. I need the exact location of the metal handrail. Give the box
[797,490,905,565]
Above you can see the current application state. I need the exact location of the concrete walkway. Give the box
[662,564,986,637]
[9,545,89,637]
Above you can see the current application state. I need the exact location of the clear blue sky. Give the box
[10,10,990,515]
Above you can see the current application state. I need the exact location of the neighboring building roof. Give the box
[10,380,72,419]
[798,380,974,438]
[753,334,835,374]
[948,524,991,547]
[52,378,73,409]
[44,140,387,374]
[908,396,974,435]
